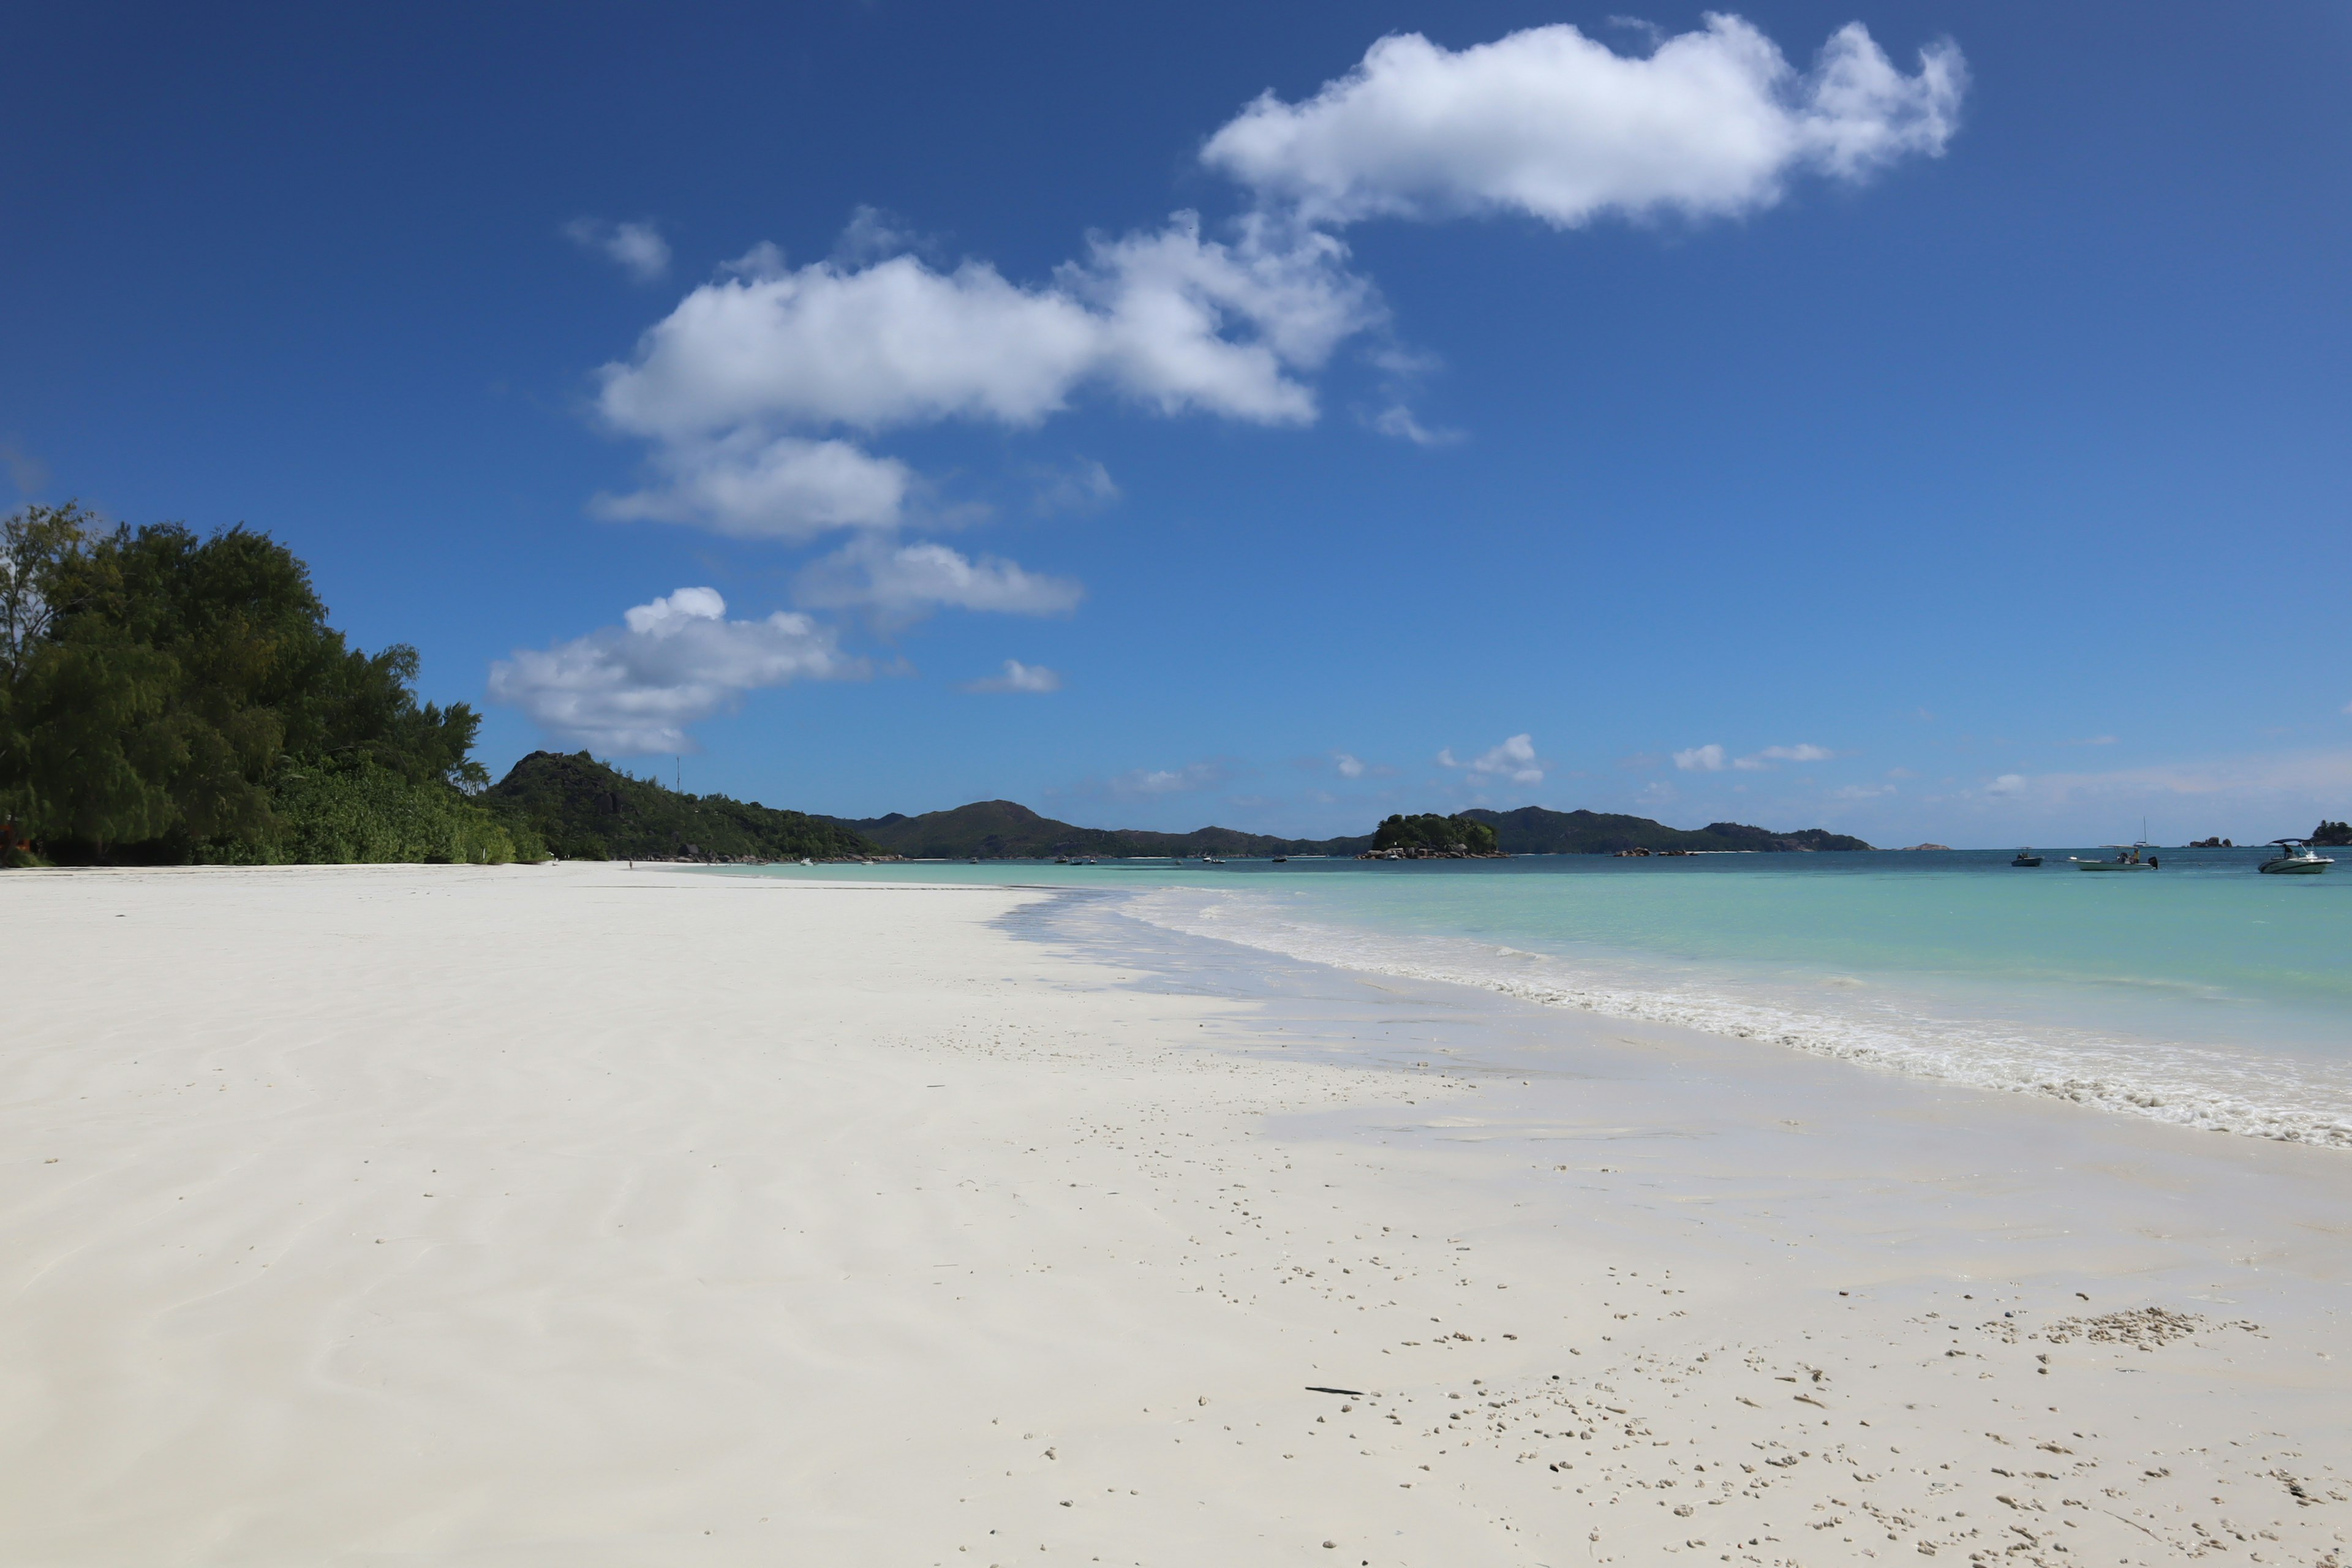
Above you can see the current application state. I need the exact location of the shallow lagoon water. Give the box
[720,846,2352,1146]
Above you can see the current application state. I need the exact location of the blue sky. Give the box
[6,2,2348,845]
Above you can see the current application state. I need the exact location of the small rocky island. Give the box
[1357,813,1504,860]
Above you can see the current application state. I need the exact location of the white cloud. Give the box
[1370,404,1462,446]
[795,537,1083,622]
[1202,17,1963,229]
[580,17,1961,546]
[589,213,1378,540]
[1832,782,1894,801]
[1674,743,1727,772]
[960,658,1063,694]
[1441,732,1544,785]
[1985,773,2029,797]
[1334,750,1366,779]
[1108,761,1229,799]
[564,217,673,283]
[591,431,911,538]
[488,587,858,753]
[1735,741,1834,769]
[1028,457,1120,515]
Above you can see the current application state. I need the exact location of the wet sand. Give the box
[2,862,2346,1565]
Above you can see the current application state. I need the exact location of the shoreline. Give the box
[4,863,2347,1564]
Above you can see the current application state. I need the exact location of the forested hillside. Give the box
[1462,805,1872,854]
[826,800,1363,859]
[486,751,876,862]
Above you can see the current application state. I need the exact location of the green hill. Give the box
[484,752,878,861]
[824,800,1359,859]
[816,798,1868,860]
[1461,806,1872,854]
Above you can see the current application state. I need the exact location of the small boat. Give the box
[2010,848,2043,867]
[1272,856,1287,863]
[2073,844,2158,870]
[2258,839,2332,875]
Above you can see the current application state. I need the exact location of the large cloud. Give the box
[1203,17,1963,228]
[592,216,1377,537]
[488,587,859,753]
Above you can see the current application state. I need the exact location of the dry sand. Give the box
[2,861,2348,1566]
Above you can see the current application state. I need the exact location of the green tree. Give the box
[1,508,505,862]
[1371,813,1499,854]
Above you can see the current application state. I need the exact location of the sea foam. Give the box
[1114,884,2352,1150]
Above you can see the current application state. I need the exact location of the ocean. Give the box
[722,846,2352,1147]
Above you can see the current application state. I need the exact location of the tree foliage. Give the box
[1371,812,1500,854]
[0,504,514,864]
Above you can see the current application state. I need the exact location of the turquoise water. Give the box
[718,848,2352,1145]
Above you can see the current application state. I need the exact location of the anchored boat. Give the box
[2258,839,2333,875]
[2010,848,2043,867]
[2073,844,2158,870]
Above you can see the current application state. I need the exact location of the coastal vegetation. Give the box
[2312,820,2350,846]
[0,503,1883,869]
[486,750,875,862]
[1363,812,1501,858]
[1,504,533,865]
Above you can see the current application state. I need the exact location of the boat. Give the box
[2072,844,2158,870]
[1271,856,1287,863]
[2258,839,2333,875]
[2010,848,2043,867]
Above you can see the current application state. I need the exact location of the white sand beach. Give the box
[4,862,2348,1566]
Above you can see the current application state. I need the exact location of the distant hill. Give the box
[823,800,1363,859]
[484,752,878,861]
[818,798,1868,859]
[1461,806,1873,854]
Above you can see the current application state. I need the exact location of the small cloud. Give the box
[1616,752,1662,772]
[488,586,859,753]
[1369,404,1463,447]
[1334,751,1366,779]
[960,659,1062,694]
[1108,761,1229,799]
[1831,783,1894,801]
[1758,742,1833,764]
[564,217,672,283]
[796,537,1084,626]
[593,431,912,539]
[1441,732,1543,785]
[1885,766,1918,779]
[1637,779,1676,806]
[1673,744,1727,772]
[1027,457,1120,516]
[1985,773,2029,797]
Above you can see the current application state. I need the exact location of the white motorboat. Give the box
[2258,839,2333,875]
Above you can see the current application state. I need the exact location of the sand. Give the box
[2,861,2347,1566]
